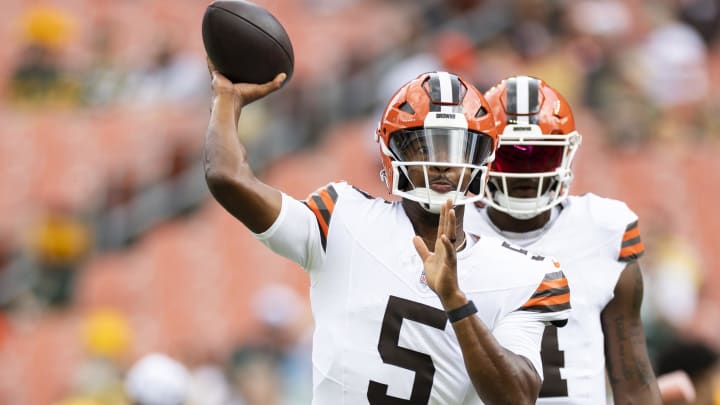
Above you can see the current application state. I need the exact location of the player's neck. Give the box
[403,200,466,251]
[486,206,551,233]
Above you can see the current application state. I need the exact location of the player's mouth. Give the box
[429,179,455,193]
[508,180,540,198]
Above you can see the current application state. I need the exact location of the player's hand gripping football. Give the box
[207,57,286,114]
[413,200,464,306]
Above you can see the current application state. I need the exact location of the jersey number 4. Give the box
[539,325,569,397]
[367,296,447,405]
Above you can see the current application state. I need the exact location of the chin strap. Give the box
[492,190,553,220]
[406,188,463,214]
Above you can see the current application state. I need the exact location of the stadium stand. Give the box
[1,0,720,403]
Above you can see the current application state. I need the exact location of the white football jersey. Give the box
[254,181,571,405]
[465,193,645,404]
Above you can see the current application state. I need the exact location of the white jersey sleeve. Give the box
[576,193,645,263]
[501,261,571,380]
[492,241,572,326]
[492,310,546,379]
[581,194,646,304]
[253,182,347,272]
[516,268,572,326]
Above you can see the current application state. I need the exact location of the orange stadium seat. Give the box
[0,311,85,404]
[0,111,39,234]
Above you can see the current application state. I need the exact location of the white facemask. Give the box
[492,189,554,220]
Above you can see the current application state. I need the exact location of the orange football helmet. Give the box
[483,75,582,219]
[376,71,498,212]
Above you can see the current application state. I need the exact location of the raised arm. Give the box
[601,261,662,404]
[413,201,541,404]
[204,61,286,233]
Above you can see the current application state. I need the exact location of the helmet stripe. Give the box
[438,72,453,102]
[451,74,461,104]
[438,71,455,112]
[428,74,442,111]
[528,77,540,124]
[428,72,461,112]
[505,76,541,124]
[516,75,530,124]
[506,77,517,123]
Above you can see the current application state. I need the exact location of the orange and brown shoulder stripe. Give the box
[619,220,644,262]
[303,184,339,250]
[520,271,571,314]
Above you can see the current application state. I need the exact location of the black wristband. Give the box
[446,300,477,323]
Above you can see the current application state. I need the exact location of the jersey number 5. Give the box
[367,296,447,405]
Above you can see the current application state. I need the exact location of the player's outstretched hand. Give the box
[413,200,462,305]
[207,56,286,108]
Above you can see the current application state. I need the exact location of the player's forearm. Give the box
[204,93,249,181]
[450,307,540,404]
[204,93,282,232]
[605,338,662,405]
[603,322,662,404]
[603,262,662,404]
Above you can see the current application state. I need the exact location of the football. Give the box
[202,0,294,84]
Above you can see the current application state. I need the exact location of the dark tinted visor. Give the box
[493,144,564,173]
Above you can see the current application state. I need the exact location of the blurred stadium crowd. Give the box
[0,0,719,404]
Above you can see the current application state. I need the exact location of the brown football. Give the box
[202,0,294,84]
